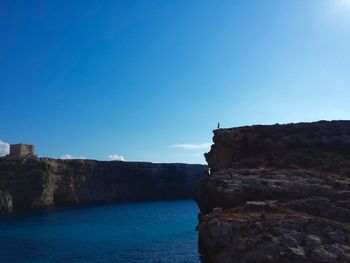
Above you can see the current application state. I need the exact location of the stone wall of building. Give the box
[9,144,35,157]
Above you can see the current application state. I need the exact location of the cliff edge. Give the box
[0,158,206,214]
[197,121,350,263]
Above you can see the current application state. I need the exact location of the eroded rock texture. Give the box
[0,158,206,213]
[197,121,350,263]
[205,121,350,174]
[0,190,12,214]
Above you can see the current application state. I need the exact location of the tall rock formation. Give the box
[197,121,350,263]
[0,158,206,213]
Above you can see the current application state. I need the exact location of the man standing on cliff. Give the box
[217,122,220,129]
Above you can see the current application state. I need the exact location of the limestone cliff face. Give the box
[0,158,206,213]
[197,121,350,263]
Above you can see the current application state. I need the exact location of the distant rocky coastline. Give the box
[197,121,350,263]
[0,157,206,214]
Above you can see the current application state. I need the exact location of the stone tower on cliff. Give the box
[8,144,35,158]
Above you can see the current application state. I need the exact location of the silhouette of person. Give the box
[217,122,220,129]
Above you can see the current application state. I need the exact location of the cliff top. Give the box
[206,120,350,174]
[0,156,206,167]
[213,120,350,133]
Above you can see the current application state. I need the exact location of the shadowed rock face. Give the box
[197,121,350,263]
[0,190,12,214]
[0,158,206,213]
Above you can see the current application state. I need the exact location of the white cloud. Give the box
[169,143,211,150]
[108,154,125,161]
[0,140,10,157]
[60,154,86,160]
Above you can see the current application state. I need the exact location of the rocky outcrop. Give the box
[0,157,206,214]
[205,121,350,174]
[197,121,350,263]
[0,190,12,214]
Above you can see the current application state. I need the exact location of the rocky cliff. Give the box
[0,158,206,214]
[197,121,350,263]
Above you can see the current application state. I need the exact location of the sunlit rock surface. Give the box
[197,121,350,263]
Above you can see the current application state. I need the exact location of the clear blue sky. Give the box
[1,0,350,163]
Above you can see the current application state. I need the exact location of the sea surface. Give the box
[0,200,200,263]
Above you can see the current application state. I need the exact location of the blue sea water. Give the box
[0,200,200,263]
